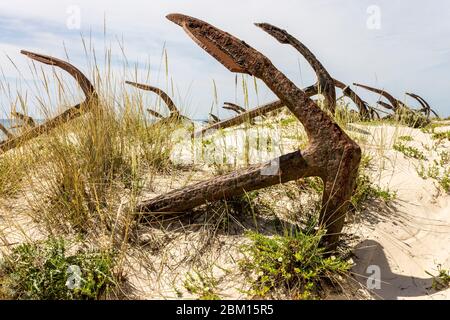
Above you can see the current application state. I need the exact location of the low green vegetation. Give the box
[0,238,118,300]
[393,143,427,160]
[183,271,221,300]
[240,230,351,299]
[416,156,450,193]
[301,177,324,194]
[416,163,427,179]
[432,131,450,141]
[351,174,396,209]
[427,162,440,179]
[439,171,450,193]
[279,116,297,127]
[351,154,396,210]
[420,122,445,134]
[398,135,413,142]
[300,155,396,210]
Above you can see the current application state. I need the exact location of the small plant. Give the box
[426,265,450,290]
[240,230,350,299]
[420,122,439,134]
[183,271,220,300]
[398,135,413,142]
[416,162,427,179]
[427,162,440,179]
[439,151,450,167]
[416,160,450,193]
[279,116,297,127]
[432,131,450,141]
[393,143,427,160]
[0,238,118,300]
[438,170,450,193]
[351,154,396,209]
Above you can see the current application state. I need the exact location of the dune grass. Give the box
[0,238,117,300]
[0,42,448,300]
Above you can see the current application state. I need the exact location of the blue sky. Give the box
[0,0,449,119]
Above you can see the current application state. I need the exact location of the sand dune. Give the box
[350,124,450,300]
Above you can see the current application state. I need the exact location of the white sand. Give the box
[349,124,450,300]
[1,119,449,300]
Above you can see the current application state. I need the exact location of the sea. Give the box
[0,118,208,139]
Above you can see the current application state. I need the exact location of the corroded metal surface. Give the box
[126,81,179,116]
[0,51,98,153]
[353,83,407,111]
[406,93,439,119]
[223,102,245,114]
[256,22,336,114]
[0,123,14,139]
[377,100,395,111]
[333,80,370,119]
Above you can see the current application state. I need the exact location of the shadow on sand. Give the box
[351,239,446,300]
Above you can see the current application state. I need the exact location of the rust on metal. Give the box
[193,100,284,138]
[147,109,165,119]
[208,113,220,124]
[377,100,395,111]
[0,123,14,139]
[0,51,98,153]
[255,22,336,114]
[11,111,36,127]
[125,80,193,126]
[138,14,362,249]
[333,80,370,119]
[406,93,439,119]
[126,81,179,116]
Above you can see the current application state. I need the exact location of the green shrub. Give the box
[439,151,450,166]
[0,238,117,300]
[351,174,396,210]
[439,171,450,193]
[393,143,427,160]
[426,265,450,290]
[183,271,221,300]
[351,154,396,209]
[398,135,413,142]
[279,116,297,127]
[240,231,350,299]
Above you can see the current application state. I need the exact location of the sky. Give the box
[0,0,449,119]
